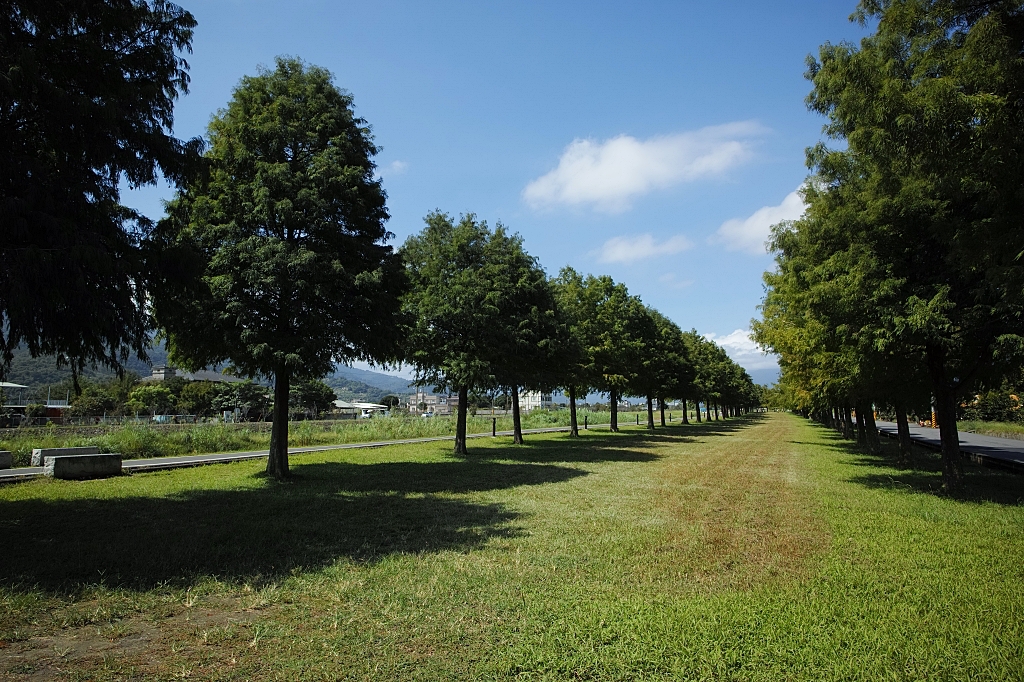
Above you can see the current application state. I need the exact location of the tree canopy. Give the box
[155,57,405,478]
[754,0,1024,489]
[0,0,203,389]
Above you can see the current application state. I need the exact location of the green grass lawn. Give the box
[0,408,613,466]
[1,413,1021,680]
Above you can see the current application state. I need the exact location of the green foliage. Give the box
[127,385,174,415]
[1,0,202,384]
[155,57,406,477]
[290,379,337,418]
[755,0,1024,487]
[400,212,502,394]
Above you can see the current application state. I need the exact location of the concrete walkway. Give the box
[876,421,1024,472]
[0,423,609,483]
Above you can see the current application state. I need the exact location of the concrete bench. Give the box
[31,446,99,467]
[0,451,11,469]
[43,453,122,480]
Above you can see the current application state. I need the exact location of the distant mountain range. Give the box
[329,365,414,395]
[4,346,417,403]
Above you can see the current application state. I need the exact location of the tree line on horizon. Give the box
[0,1,761,479]
[753,0,1024,492]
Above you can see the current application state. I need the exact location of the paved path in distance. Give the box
[876,420,1024,471]
[0,423,609,482]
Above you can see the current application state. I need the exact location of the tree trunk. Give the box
[609,388,619,432]
[454,385,469,455]
[682,399,689,424]
[569,385,579,438]
[926,345,964,491]
[895,398,912,463]
[266,366,290,479]
[659,397,666,427]
[863,403,881,454]
[843,404,855,440]
[714,403,720,421]
[646,396,655,431]
[855,403,867,446]
[512,386,524,444]
[695,400,702,422]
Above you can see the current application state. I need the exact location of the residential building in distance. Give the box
[142,366,245,384]
[409,389,458,416]
[519,391,553,412]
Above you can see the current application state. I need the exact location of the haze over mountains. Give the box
[4,347,416,403]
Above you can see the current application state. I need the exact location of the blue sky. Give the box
[126,0,870,384]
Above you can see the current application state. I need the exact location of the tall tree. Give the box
[155,58,405,479]
[485,228,561,444]
[587,277,648,432]
[551,267,599,438]
[770,0,1024,489]
[401,212,497,456]
[1,0,203,388]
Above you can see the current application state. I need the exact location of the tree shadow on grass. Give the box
[467,415,765,464]
[801,422,1024,506]
[0,460,585,593]
[470,433,664,464]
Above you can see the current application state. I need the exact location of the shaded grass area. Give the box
[1,414,1022,680]
[0,408,608,466]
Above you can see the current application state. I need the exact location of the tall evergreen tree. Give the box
[155,58,405,479]
[1,0,203,388]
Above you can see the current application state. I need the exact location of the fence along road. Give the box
[875,420,1024,473]
[0,423,613,482]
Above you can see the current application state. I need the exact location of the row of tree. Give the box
[1,1,761,480]
[402,212,762,456]
[753,0,1024,491]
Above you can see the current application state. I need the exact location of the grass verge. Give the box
[0,413,1021,680]
[0,408,613,466]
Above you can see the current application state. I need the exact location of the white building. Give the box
[518,391,553,412]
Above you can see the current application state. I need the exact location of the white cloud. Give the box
[658,272,694,290]
[704,329,778,371]
[378,160,409,178]
[711,189,805,255]
[523,121,766,212]
[596,233,692,264]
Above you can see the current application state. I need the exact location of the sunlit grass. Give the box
[0,408,610,466]
[1,414,1021,680]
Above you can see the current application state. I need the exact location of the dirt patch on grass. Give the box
[654,416,829,590]
[0,596,260,681]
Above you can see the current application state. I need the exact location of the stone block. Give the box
[31,446,99,467]
[0,451,11,469]
[43,454,122,480]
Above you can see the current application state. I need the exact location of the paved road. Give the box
[0,423,610,482]
[876,421,1024,471]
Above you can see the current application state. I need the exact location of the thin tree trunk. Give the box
[863,403,881,454]
[646,395,655,431]
[714,403,720,421]
[843,404,855,439]
[855,403,867,446]
[695,400,702,422]
[895,398,912,463]
[659,397,666,427]
[682,398,689,424]
[266,366,290,479]
[610,388,619,432]
[512,386,524,444]
[926,345,964,491]
[569,385,579,438]
[454,385,469,455]
[706,402,712,421]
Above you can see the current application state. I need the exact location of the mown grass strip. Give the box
[0,414,1020,680]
